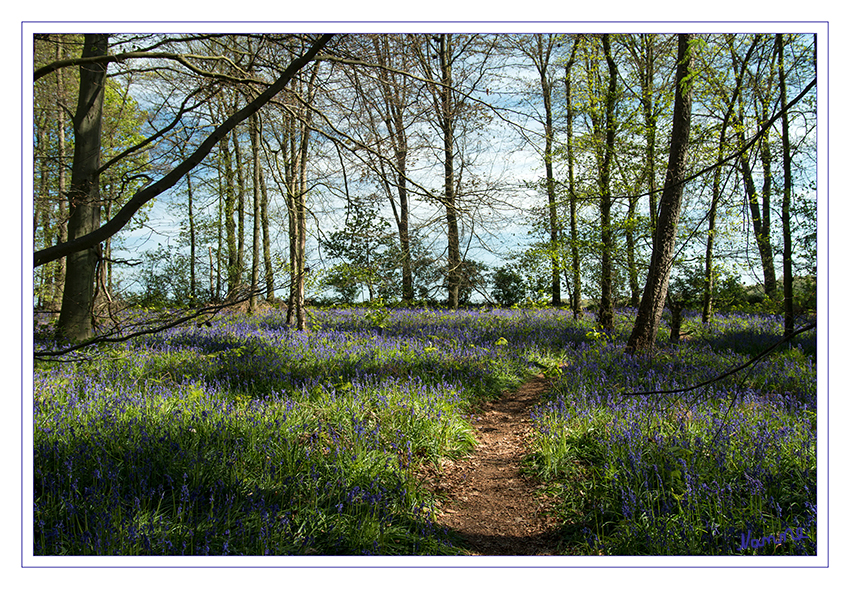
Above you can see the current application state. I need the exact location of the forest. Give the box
[31,32,818,557]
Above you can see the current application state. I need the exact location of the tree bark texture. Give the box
[626,33,694,353]
[598,34,617,332]
[249,112,261,313]
[221,139,239,294]
[437,34,461,310]
[56,33,108,342]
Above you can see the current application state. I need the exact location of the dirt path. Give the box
[420,373,562,555]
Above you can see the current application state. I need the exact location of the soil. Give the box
[418,372,563,556]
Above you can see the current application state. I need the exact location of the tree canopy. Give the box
[31,31,818,349]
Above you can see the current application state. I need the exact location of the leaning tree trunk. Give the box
[626,33,694,353]
[732,44,777,300]
[56,33,108,342]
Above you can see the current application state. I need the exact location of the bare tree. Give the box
[34,34,332,342]
[413,34,498,309]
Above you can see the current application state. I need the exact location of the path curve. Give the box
[421,373,562,555]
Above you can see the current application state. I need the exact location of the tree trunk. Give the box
[537,35,561,307]
[35,118,50,309]
[626,33,695,353]
[396,148,414,304]
[249,112,261,314]
[221,139,239,295]
[260,172,274,303]
[598,34,617,331]
[187,172,196,303]
[739,143,777,298]
[777,33,795,336]
[437,34,461,310]
[636,34,657,305]
[215,144,224,301]
[564,42,582,319]
[642,36,659,238]
[232,124,246,289]
[702,162,722,323]
[283,60,319,330]
[53,44,68,311]
[732,44,777,300]
[626,195,640,307]
[56,33,108,342]
[756,99,778,300]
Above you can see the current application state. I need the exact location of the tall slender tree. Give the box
[249,112,262,313]
[776,33,795,336]
[426,34,462,309]
[513,34,562,306]
[563,38,582,318]
[702,35,758,322]
[626,33,695,352]
[598,34,618,331]
[731,37,778,299]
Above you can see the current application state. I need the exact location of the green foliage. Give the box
[452,259,490,305]
[491,266,526,306]
[129,245,206,309]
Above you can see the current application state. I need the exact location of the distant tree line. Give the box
[32,32,816,350]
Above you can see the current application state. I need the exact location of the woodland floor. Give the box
[417,372,564,556]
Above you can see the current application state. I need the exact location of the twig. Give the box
[623,320,816,397]
[34,288,269,360]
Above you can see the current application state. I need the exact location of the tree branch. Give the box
[34,33,333,268]
[623,320,816,396]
